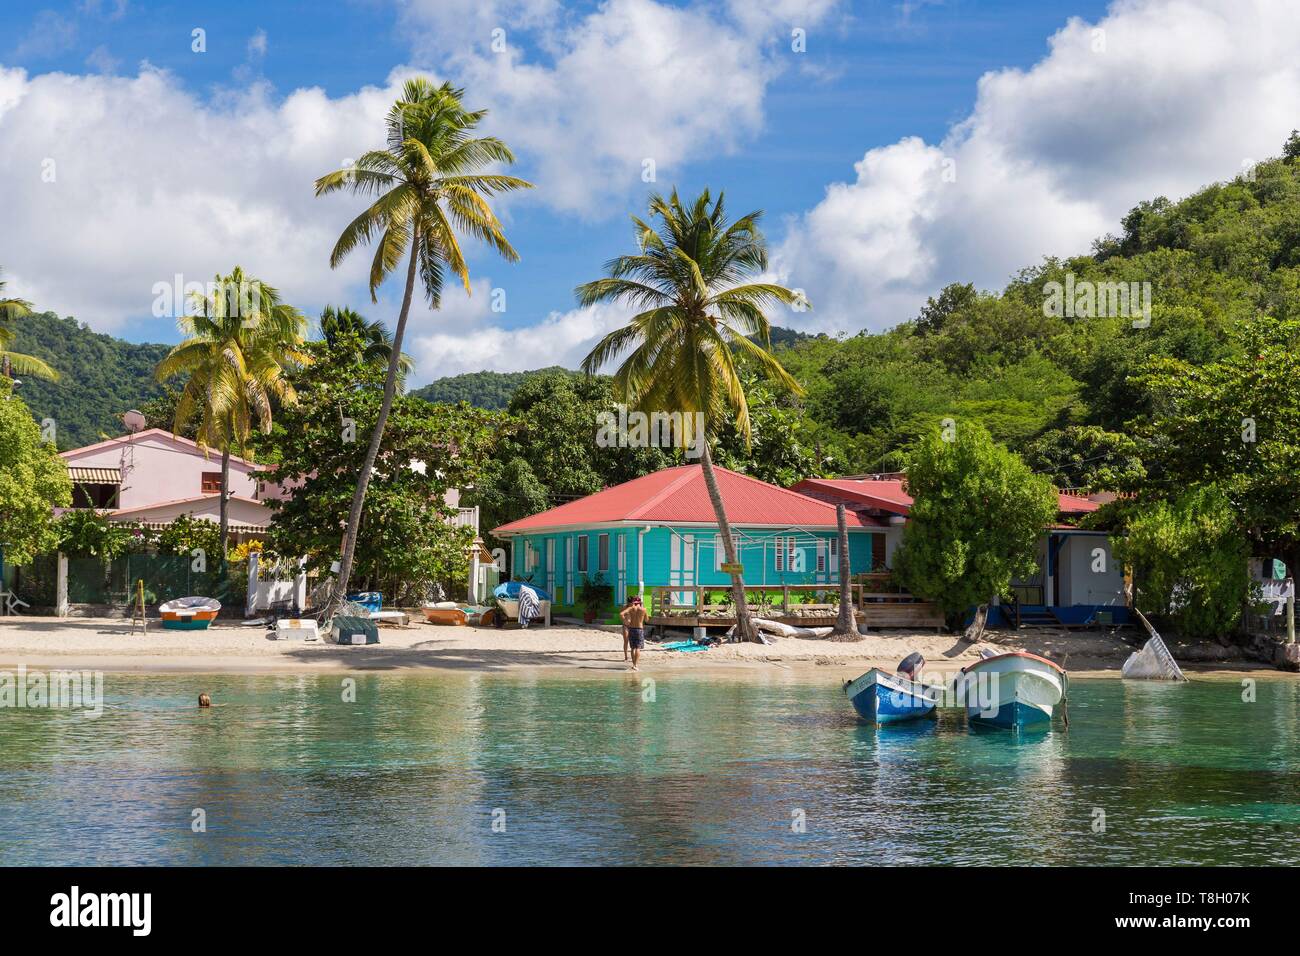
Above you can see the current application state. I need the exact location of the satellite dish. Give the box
[122,409,146,433]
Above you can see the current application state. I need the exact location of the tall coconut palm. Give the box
[0,271,58,381]
[315,77,532,611]
[319,305,414,383]
[579,189,806,642]
[155,266,308,556]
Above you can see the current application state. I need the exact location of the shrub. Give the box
[1112,485,1250,639]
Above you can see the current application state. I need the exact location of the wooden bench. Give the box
[859,601,947,631]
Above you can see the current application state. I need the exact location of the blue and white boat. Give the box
[844,666,937,724]
[953,651,1067,730]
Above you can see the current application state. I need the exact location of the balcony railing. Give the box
[452,506,479,533]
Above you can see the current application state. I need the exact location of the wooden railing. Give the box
[651,583,865,619]
[649,577,945,630]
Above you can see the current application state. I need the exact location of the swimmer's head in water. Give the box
[198,693,211,707]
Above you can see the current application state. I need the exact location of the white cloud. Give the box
[773,0,1300,334]
[405,286,633,378]
[401,0,845,216]
[0,64,419,332]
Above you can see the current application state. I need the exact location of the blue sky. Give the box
[1,1,1293,382]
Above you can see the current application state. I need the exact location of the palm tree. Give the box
[155,266,308,556]
[0,270,58,381]
[315,77,532,610]
[579,188,806,642]
[319,305,414,383]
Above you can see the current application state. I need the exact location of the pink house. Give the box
[59,429,281,541]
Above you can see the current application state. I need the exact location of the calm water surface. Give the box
[1,672,1297,865]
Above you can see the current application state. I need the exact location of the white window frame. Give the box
[598,533,610,573]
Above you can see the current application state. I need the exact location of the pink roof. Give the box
[794,478,1099,517]
[60,429,265,469]
[493,465,885,535]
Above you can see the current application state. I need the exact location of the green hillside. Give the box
[409,366,573,409]
[409,327,812,409]
[3,312,172,449]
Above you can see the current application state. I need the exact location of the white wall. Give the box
[1059,534,1125,607]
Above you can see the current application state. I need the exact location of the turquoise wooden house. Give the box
[492,464,886,611]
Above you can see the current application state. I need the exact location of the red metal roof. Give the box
[793,478,1100,517]
[493,465,885,535]
[793,478,913,515]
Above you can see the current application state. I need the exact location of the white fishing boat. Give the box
[953,650,1067,729]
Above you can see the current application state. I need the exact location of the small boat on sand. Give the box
[954,650,1067,729]
[845,653,937,724]
[158,596,221,630]
[423,602,468,625]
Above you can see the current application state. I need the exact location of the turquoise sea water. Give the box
[0,672,1297,865]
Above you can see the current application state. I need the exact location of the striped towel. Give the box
[518,585,541,628]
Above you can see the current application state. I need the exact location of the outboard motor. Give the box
[897,652,925,680]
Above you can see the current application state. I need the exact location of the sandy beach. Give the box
[0,614,1282,680]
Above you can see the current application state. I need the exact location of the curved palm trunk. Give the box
[218,447,231,559]
[699,441,756,642]
[329,237,421,612]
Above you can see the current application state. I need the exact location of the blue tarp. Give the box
[494,581,552,602]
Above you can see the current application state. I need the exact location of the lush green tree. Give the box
[911,282,977,337]
[54,510,149,559]
[155,266,308,555]
[892,422,1058,624]
[156,514,223,561]
[1110,486,1250,639]
[579,188,804,641]
[471,371,667,543]
[711,368,831,485]
[319,305,413,383]
[1136,317,1300,571]
[265,330,501,602]
[474,457,550,545]
[315,77,532,612]
[1023,425,1146,490]
[0,379,71,565]
[0,271,58,381]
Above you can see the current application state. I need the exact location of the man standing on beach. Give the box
[620,596,648,671]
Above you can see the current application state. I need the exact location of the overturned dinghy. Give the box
[1122,609,1187,681]
[159,596,220,630]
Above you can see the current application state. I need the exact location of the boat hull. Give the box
[955,652,1066,730]
[160,610,217,631]
[845,668,936,724]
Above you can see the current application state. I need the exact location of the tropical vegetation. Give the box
[155,266,309,557]
[262,324,500,602]
[578,188,805,641]
[0,378,71,566]
[892,422,1059,626]
[0,270,59,382]
[313,77,532,613]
